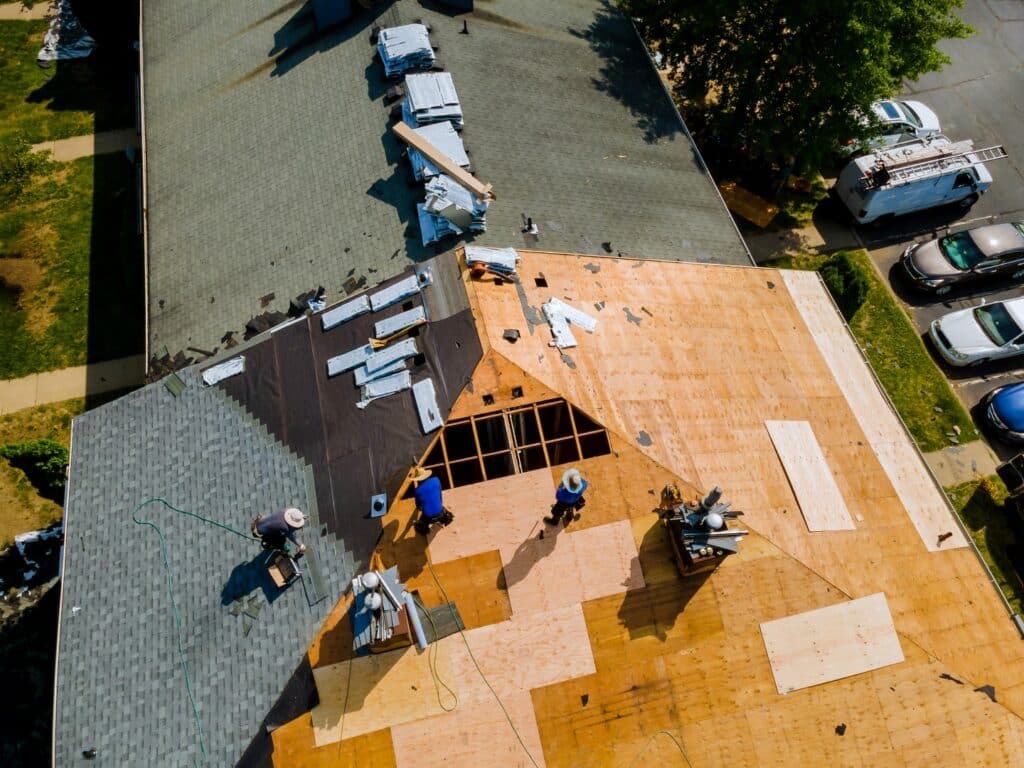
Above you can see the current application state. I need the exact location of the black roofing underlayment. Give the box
[218,269,482,567]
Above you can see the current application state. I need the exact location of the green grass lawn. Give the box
[766,250,977,451]
[0,20,133,144]
[946,476,1023,615]
[0,153,143,378]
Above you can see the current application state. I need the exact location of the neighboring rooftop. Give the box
[272,250,1024,766]
[141,0,749,358]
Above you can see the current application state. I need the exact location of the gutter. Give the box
[628,17,756,268]
[50,418,74,768]
[138,0,151,375]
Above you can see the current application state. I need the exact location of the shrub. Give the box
[0,439,69,503]
[820,252,870,320]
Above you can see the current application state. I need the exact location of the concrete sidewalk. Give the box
[924,440,1001,487]
[0,2,51,20]
[745,215,861,265]
[0,355,145,415]
[31,128,138,163]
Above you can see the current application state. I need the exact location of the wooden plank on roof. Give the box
[760,592,904,694]
[764,419,854,532]
[779,269,968,551]
[394,120,495,202]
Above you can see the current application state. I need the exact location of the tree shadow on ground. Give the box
[567,0,680,144]
[955,478,1024,611]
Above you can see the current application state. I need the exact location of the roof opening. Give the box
[511,386,523,398]
[535,275,548,287]
[482,393,495,406]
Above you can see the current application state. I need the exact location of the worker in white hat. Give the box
[410,466,454,535]
[544,468,588,527]
[251,507,307,555]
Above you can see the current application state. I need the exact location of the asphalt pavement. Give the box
[856,0,1024,457]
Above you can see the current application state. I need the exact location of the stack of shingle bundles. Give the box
[403,72,464,129]
[378,24,434,78]
[407,121,470,181]
[417,174,488,246]
[465,246,519,277]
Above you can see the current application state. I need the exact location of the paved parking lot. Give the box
[857,0,1024,457]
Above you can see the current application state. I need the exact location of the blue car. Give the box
[983,383,1024,443]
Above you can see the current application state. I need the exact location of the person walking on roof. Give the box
[251,507,307,555]
[411,467,454,535]
[545,468,587,527]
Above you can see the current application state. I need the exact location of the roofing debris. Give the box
[200,356,245,386]
[418,174,489,246]
[407,121,470,181]
[37,0,95,64]
[403,72,464,129]
[465,246,520,276]
[543,298,598,348]
[378,24,435,79]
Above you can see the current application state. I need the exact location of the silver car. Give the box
[901,222,1024,295]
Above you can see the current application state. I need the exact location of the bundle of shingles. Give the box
[465,246,519,277]
[378,24,435,78]
[403,72,464,129]
[407,121,470,181]
[417,174,488,246]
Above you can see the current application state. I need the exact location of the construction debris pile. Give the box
[407,121,470,181]
[403,72,464,129]
[465,246,520,278]
[377,23,435,78]
[657,486,748,576]
[418,174,488,244]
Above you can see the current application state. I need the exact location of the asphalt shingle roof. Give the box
[54,367,353,767]
[142,0,750,357]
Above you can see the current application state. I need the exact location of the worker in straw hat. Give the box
[410,466,454,535]
[545,468,588,527]
[251,507,307,555]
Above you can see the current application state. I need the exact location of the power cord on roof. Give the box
[130,497,256,766]
[626,729,693,767]
[426,559,542,768]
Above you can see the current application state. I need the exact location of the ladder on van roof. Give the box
[862,141,1008,189]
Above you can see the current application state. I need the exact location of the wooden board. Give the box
[780,270,967,551]
[311,604,595,746]
[760,593,904,694]
[764,420,855,531]
[391,692,546,768]
[501,519,644,615]
[393,121,495,201]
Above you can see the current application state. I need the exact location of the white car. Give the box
[929,297,1024,367]
[844,100,942,152]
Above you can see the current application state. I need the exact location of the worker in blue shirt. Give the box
[545,468,588,527]
[411,467,454,535]
[251,507,307,555]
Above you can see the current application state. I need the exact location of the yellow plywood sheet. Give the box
[391,692,546,768]
[765,419,854,531]
[761,593,904,694]
[779,270,967,552]
[311,604,595,746]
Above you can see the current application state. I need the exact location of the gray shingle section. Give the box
[142,0,749,356]
[54,368,353,767]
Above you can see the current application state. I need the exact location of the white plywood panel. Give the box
[760,592,904,694]
[780,270,967,551]
[765,419,854,532]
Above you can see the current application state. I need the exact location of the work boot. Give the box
[543,515,560,526]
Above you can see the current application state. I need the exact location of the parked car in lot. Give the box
[901,222,1024,295]
[859,100,942,150]
[982,382,1024,443]
[929,296,1024,366]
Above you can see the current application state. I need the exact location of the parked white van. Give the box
[835,136,1007,224]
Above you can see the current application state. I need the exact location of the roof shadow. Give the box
[616,522,713,640]
[269,1,391,78]
[567,0,681,144]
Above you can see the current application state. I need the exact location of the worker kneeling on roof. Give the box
[411,467,454,535]
[251,507,307,555]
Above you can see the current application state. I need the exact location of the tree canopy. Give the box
[621,0,971,172]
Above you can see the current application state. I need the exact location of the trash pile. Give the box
[407,121,470,181]
[418,174,489,245]
[377,23,435,78]
[403,72,464,129]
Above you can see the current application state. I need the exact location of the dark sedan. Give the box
[982,382,1024,444]
[901,222,1024,295]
